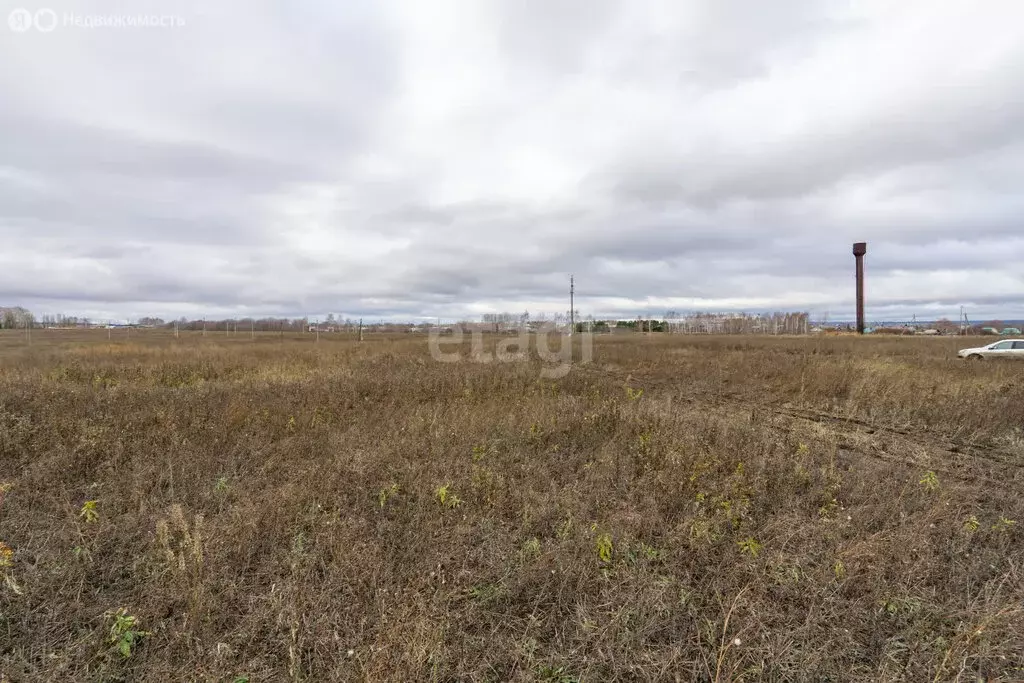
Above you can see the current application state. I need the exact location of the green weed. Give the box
[80,500,99,523]
[435,484,462,510]
[992,516,1017,532]
[595,533,613,563]
[106,608,150,659]
[378,483,400,509]
[471,443,490,462]
[537,664,579,683]
[737,537,762,557]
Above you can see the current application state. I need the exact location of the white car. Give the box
[957,339,1024,360]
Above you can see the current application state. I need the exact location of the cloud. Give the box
[2,0,1024,322]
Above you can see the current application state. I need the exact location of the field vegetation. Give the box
[1,329,1022,681]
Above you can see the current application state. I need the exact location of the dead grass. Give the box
[1,329,1023,681]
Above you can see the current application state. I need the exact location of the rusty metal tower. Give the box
[853,242,867,334]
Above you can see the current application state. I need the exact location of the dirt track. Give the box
[581,362,1024,492]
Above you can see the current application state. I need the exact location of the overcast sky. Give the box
[2,0,1024,323]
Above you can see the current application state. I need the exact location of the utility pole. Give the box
[358,318,364,342]
[251,319,254,341]
[569,274,575,336]
[174,320,179,339]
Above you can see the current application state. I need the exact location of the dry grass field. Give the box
[1,329,1023,681]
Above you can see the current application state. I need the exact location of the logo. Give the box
[7,8,33,31]
[8,7,57,32]
[7,8,186,32]
[428,323,593,379]
[33,8,56,31]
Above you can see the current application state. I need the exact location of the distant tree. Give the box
[15,308,34,328]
